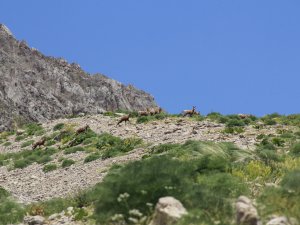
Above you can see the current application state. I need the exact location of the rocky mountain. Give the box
[0,24,157,130]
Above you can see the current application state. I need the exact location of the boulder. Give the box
[266,216,291,225]
[149,196,187,225]
[23,215,45,225]
[236,196,260,225]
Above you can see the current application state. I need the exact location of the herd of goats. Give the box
[29,106,251,150]
[117,106,200,125]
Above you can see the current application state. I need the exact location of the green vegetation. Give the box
[0,147,57,169]
[84,153,101,163]
[136,113,168,124]
[43,163,58,173]
[62,159,75,168]
[64,146,85,154]
[0,187,25,225]
[3,141,11,146]
[24,123,45,136]
[21,140,34,148]
[53,123,65,131]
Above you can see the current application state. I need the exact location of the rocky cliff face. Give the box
[0,24,157,130]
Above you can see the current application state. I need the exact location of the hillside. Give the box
[1,112,300,224]
[0,24,157,131]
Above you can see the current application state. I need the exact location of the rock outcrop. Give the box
[0,24,157,130]
[236,196,260,225]
[149,196,187,225]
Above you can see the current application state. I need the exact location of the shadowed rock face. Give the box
[0,24,157,130]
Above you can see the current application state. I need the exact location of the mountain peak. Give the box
[0,24,14,37]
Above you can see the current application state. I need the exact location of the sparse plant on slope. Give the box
[62,159,75,168]
[0,187,25,225]
[43,163,58,173]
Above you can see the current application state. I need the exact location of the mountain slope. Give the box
[0,24,157,130]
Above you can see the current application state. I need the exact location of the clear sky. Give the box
[1,1,300,115]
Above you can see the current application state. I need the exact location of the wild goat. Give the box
[182,106,197,117]
[138,110,149,116]
[117,114,130,125]
[76,125,90,135]
[154,107,163,114]
[32,137,46,150]
[138,107,162,116]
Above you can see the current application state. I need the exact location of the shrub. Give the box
[223,127,244,134]
[0,187,9,200]
[3,142,11,146]
[226,119,245,127]
[4,147,58,169]
[290,142,300,156]
[84,153,101,163]
[27,198,75,217]
[24,123,44,136]
[43,164,57,173]
[45,139,56,146]
[62,159,75,168]
[259,170,300,220]
[64,146,85,155]
[21,140,34,148]
[74,208,89,221]
[0,187,25,224]
[15,135,26,142]
[265,119,277,125]
[69,129,97,147]
[53,123,65,131]
[233,160,272,183]
[0,199,25,225]
[90,156,248,224]
[136,116,150,124]
[272,137,285,147]
[149,140,251,162]
[206,112,228,123]
[14,159,30,169]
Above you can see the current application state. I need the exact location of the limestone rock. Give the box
[0,23,157,130]
[266,216,292,225]
[23,215,45,225]
[236,196,260,225]
[149,196,187,225]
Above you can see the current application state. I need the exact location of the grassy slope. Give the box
[1,113,300,224]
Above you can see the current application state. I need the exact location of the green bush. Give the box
[3,141,11,146]
[290,142,300,156]
[14,159,30,169]
[0,187,9,200]
[53,123,65,131]
[0,199,25,225]
[259,170,300,220]
[84,153,101,163]
[64,146,85,154]
[90,156,248,224]
[21,140,34,148]
[223,127,244,134]
[27,198,75,217]
[272,137,285,147]
[24,123,44,136]
[4,147,58,169]
[15,135,26,142]
[149,140,251,162]
[43,164,58,173]
[136,116,150,124]
[69,129,97,147]
[226,119,245,127]
[62,159,75,168]
[0,187,25,225]
[45,139,56,146]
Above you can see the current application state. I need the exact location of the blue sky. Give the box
[1,1,300,115]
